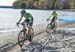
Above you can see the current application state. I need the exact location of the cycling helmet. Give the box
[53,10,56,13]
[21,9,26,14]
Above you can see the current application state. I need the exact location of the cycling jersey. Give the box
[21,13,33,20]
[24,13,33,26]
[26,13,33,19]
[18,12,33,26]
[48,13,58,21]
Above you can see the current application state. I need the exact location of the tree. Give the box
[12,0,22,8]
[52,0,57,9]
[69,1,75,9]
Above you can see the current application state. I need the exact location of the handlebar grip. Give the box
[16,23,19,28]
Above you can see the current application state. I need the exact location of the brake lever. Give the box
[16,23,19,28]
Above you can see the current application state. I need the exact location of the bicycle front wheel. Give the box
[18,30,26,48]
[46,24,51,33]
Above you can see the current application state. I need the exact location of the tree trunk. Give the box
[52,0,57,9]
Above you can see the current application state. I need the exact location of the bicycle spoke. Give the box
[18,30,25,48]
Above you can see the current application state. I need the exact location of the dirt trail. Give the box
[9,31,75,52]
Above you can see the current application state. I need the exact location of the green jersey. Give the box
[25,13,33,20]
[18,13,33,23]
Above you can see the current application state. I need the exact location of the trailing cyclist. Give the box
[47,10,58,32]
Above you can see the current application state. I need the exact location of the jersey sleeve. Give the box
[48,13,53,19]
[18,15,23,23]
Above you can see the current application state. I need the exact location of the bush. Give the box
[12,1,22,9]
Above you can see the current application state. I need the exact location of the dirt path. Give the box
[9,31,75,52]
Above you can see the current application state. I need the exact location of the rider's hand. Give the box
[16,22,19,27]
[47,19,49,21]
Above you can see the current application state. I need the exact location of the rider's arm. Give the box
[47,13,52,21]
[17,15,23,23]
[48,15,51,19]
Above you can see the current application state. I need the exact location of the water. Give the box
[0,8,75,30]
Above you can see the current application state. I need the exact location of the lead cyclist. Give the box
[17,9,34,43]
[17,9,33,29]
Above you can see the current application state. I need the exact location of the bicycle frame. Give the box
[22,22,32,34]
[18,22,34,48]
[49,20,56,28]
[46,20,57,33]
[22,22,29,34]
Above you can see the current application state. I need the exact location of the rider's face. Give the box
[22,13,26,16]
[53,11,56,13]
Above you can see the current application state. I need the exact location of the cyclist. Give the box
[17,9,33,34]
[47,10,58,32]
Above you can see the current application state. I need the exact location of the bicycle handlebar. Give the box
[16,23,23,28]
[47,20,52,22]
[17,22,29,28]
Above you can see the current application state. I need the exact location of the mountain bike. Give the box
[17,22,34,48]
[46,20,57,33]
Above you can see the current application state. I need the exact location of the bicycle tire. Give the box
[18,30,26,48]
[46,24,51,33]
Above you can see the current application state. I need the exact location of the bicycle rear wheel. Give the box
[18,30,26,48]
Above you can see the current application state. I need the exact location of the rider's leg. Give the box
[27,22,33,43]
[24,19,29,34]
[26,27,29,34]
[29,18,33,27]
[55,22,57,27]
[53,21,57,32]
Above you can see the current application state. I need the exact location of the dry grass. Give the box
[58,22,75,28]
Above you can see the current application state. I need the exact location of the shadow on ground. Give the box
[21,41,60,52]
